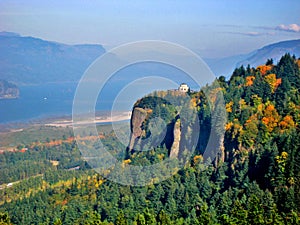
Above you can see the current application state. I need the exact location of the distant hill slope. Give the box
[205,39,300,78]
[204,52,253,78]
[0,32,105,84]
[237,39,300,67]
[1,32,299,84]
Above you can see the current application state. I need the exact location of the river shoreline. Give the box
[45,111,131,127]
[0,110,131,133]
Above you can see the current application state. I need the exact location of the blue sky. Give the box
[0,0,299,57]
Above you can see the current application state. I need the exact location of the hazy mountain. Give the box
[1,32,299,84]
[0,31,21,37]
[0,32,105,84]
[237,39,300,67]
[204,52,254,78]
[205,39,300,78]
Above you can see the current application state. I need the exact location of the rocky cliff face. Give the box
[127,90,226,166]
[127,92,195,161]
[0,80,19,99]
[128,107,152,151]
[128,105,181,156]
[169,118,181,159]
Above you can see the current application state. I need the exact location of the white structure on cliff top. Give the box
[178,83,189,92]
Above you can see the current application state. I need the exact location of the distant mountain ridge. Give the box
[1,32,300,84]
[0,31,21,37]
[205,39,300,78]
[0,32,105,84]
[237,39,300,67]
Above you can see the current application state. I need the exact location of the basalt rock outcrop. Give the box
[126,90,226,166]
[128,107,152,151]
[127,104,182,157]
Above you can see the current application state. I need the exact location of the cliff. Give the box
[169,118,181,159]
[0,80,19,99]
[128,107,152,151]
[127,91,203,162]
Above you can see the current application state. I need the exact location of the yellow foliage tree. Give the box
[251,95,264,115]
[229,119,243,139]
[261,103,280,132]
[297,59,300,68]
[123,159,131,165]
[239,99,247,110]
[190,98,199,107]
[225,122,233,131]
[226,101,233,113]
[245,76,255,86]
[279,115,295,133]
[240,115,259,147]
[256,65,272,75]
[193,155,203,165]
[264,73,278,93]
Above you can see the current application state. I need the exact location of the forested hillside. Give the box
[0,54,299,224]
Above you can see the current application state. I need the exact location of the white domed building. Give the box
[178,83,190,93]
